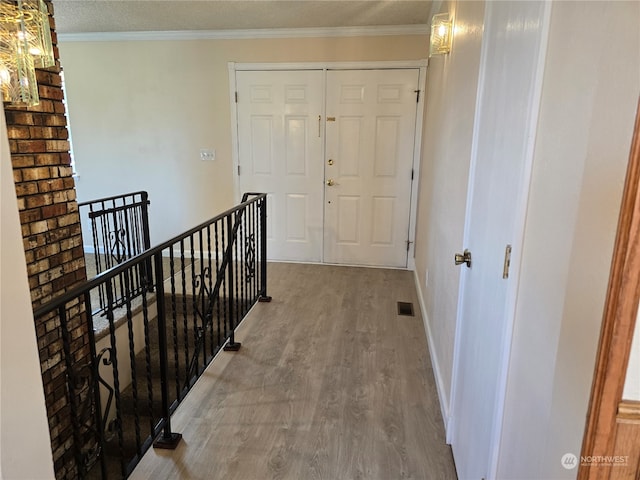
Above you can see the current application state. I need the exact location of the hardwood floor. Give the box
[130,263,457,480]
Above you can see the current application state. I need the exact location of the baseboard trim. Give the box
[413,268,451,437]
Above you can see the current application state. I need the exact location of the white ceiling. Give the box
[52,1,433,34]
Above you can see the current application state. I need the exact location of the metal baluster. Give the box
[122,200,136,305]
[190,234,198,381]
[236,207,247,316]
[180,240,189,391]
[105,280,126,477]
[259,196,272,303]
[235,214,240,324]
[221,220,227,340]
[152,252,183,450]
[206,225,214,359]
[252,201,257,302]
[123,268,142,456]
[139,271,155,438]
[81,291,108,479]
[214,221,222,348]
[199,229,206,371]
[141,192,153,291]
[130,198,142,294]
[169,247,180,401]
[57,304,84,477]
[224,213,241,351]
[99,203,110,310]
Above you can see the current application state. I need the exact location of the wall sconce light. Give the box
[430,13,453,57]
[0,0,55,107]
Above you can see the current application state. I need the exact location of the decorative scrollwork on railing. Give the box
[108,228,129,264]
[245,233,256,282]
[194,267,212,324]
[69,346,116,476]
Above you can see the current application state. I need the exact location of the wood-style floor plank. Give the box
[130,263,457,480]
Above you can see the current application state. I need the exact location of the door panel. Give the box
[324,69,419,267]
[450,2,549,478]
[236,70,324,262]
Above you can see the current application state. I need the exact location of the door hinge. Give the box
[237,165,241,175]
[235,91,238,103]
[406,240,413,251]
[414,89,420,103]
[411,169,414,180]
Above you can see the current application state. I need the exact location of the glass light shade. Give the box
[0,0,42,107]
[20,0,54,68]
[430,13,453,57]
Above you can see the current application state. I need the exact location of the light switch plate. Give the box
[200,149,215,162]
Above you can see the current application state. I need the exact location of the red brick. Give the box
[26,193,53,209]
[52,190,68,203]
[30,220,49,235]
[30,99,55,114]
[7,126,30,139]
[20,208,41,223]
[5,111,34,125]
[27,258,49,276]
[34,153,62,166]
[43,115,66,127]
[41,203,67,218]
[38,85,64,101]
[45,140,69,152]
[56,127,68,140]
[56,213,78,227]
[12,155,35,168]
[16,140,46,153]
[15,182,38,196]
[21,167,51,181]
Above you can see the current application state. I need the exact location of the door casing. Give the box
[229,60,427,269]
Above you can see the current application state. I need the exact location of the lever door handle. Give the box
[454,249,472,268]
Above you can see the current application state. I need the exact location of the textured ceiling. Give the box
[52,1,432,34]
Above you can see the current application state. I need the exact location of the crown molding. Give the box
[58,24,429,42]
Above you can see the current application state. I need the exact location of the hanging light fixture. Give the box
[0,0,55,107]
[21,0,54,68]
[429,13,453,57]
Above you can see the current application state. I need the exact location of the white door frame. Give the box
[447,2,552,478]
[228,60,428,269]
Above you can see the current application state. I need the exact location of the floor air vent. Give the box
[397,302,415,317]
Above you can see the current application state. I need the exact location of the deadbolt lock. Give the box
[328,159,334,166]
[454,249,472,268]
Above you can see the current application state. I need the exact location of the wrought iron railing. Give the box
[78,192,152,315]
[34,193,270,479]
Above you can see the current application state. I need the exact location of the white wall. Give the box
[498,2,640,478]
[413,0,485,423]
[0,109,55,478]
[59,34,428,247]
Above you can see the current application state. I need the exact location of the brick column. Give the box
[4,2,90,478]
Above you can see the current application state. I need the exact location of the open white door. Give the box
[324,69,419,267]
[236,70,324,262]
[450,2,550,479]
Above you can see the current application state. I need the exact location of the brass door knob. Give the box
[454,249,472,268]
[326,179,336,186]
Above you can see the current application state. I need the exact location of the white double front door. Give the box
[236,68,419,267]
